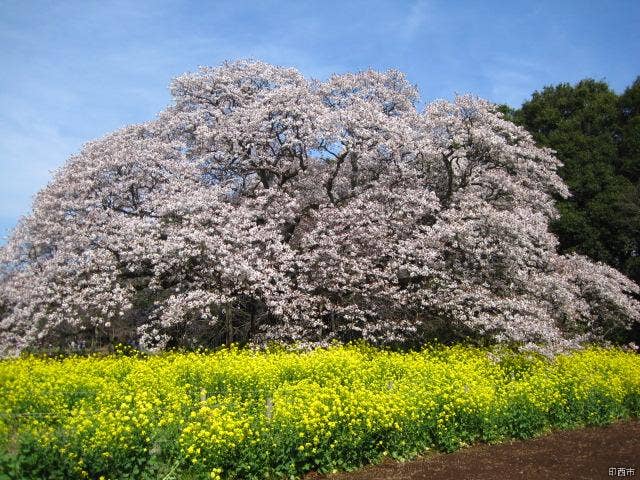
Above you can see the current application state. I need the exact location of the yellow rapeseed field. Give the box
[0,344,638,479]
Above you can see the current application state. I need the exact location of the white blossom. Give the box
[0,61,638,355]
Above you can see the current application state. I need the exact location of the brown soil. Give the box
[306,420,640,480]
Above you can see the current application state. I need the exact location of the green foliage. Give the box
[0,345,638,479]
[514,79,640,290]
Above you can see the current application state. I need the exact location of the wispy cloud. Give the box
[0,95,83,217]
[403,0,430,40]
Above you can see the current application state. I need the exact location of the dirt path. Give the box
[308,420,639,480]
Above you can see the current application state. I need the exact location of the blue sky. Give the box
[1,0,639,240]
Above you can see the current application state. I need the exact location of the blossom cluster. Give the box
[0,60,638,353]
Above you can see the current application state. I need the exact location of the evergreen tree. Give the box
[515,79,640,287]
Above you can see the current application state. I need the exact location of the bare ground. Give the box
[306,419,639,480]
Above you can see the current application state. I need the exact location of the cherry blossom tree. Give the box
[1,60,638,355]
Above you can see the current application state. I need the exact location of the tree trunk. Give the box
[225,304,233,348]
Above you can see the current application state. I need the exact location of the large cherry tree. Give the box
[1,61,638,355]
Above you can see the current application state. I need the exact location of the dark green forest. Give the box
[504,78,640,288]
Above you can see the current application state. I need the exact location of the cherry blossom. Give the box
[1,61,638,355]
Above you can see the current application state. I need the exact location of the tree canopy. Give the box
[514,78,640,286]
[1,61,638,356]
